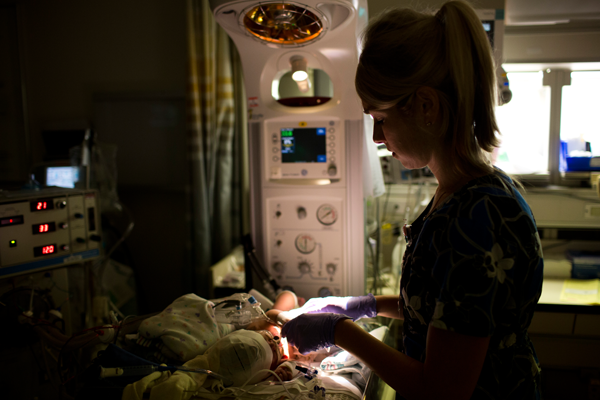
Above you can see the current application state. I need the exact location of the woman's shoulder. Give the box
[463,168,518,197]
[434,168,535,226]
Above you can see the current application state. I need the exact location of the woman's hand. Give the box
[281,313,350,354]
[293,294,378,321]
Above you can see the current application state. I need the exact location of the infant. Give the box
[246,291,336,365]
[137,291,324,369]
[208,329,297,385]
[123,329,299,399]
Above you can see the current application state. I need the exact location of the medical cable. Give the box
[98,364,234,386]
[242,234,282,301]
[234,368,304,399]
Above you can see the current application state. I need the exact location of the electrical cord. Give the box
[91,200,135,292]
[227,368,305,399]
[381,182,392,223]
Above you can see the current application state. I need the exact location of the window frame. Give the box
[501,62,600,187]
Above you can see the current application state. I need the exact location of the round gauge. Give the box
[295,233,316,254]
[317,204,337,225]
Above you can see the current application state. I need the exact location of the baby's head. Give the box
[207,329,283,386]
[245,317,281,338]
[255,330,283,368]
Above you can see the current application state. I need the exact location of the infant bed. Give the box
[78,291,393,400]
[184,325,390,400]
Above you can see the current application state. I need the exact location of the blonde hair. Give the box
[355,1,500,176]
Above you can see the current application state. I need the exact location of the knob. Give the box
[76,237,85,244]
[60,223,68,229]
[276,240,282,247]
[60,244,69,251]
[272,262,284,274]
[275,211,282,218]
[298,262,311,274]
[56,200,67,209]
[74,213,84,219]
[318,287,333,297]
[327,164,337,176]
[297,207,307,219]
[90,234,101,242]
[326,263,337,275]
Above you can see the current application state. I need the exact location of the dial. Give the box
[272,262,285,274]
[298,261,311,274]
[297,207,307,219]
[326,263,337,275]
[317,204,337,225]
[295,233,316,254]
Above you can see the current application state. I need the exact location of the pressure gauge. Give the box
[317,204,337,225]
[295,233,316,254]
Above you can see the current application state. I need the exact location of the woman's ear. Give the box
[415,86,439,126]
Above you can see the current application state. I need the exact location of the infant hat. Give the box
[206,329,273,386]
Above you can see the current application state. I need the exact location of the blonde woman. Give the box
[282,2,544,399]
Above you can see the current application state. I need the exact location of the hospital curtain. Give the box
[186,0,249,297]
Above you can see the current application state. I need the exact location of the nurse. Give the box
[281,1,544,399]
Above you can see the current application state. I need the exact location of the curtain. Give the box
[185,0,248,297]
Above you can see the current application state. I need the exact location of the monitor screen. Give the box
[281,127,326,163]
[46,166,79,188]
[481,20,495,48]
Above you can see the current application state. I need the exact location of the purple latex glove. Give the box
[297,294,377,321]
[281,313,350,355]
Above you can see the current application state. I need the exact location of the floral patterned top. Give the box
[400,169,543,399]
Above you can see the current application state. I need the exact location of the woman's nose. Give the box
[372,124,385,144]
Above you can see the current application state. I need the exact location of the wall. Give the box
[14,0,188,312]
[18,0,187,162]
[368,0,600,64]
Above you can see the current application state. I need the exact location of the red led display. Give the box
[30,199,55,212]
[31,222,56,235]
[34,243,57,257]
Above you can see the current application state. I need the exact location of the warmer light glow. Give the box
[280,337,290,358]
[292,70,308,82]
[243,3,323,45]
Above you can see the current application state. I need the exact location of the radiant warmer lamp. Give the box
[210,0,370,299]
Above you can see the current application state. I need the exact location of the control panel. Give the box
[265,119,344,181]
[265,194,345,298]
[0,189,101,278]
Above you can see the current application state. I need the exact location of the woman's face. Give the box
[257,330,283,369]
[365,102,433,170]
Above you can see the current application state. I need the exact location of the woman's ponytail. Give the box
[438,1,500,171]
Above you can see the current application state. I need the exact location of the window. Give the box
[495,71,550,175]
[495,63,600,181]
[561,71,600,158]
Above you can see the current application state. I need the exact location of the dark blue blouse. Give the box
[400,169,543,399]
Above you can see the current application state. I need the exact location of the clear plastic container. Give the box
[213,293,268,327]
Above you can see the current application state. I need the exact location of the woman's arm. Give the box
[374,295,404,319]
[334,319,490,400]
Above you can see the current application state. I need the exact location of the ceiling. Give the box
[506,0,600,25]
